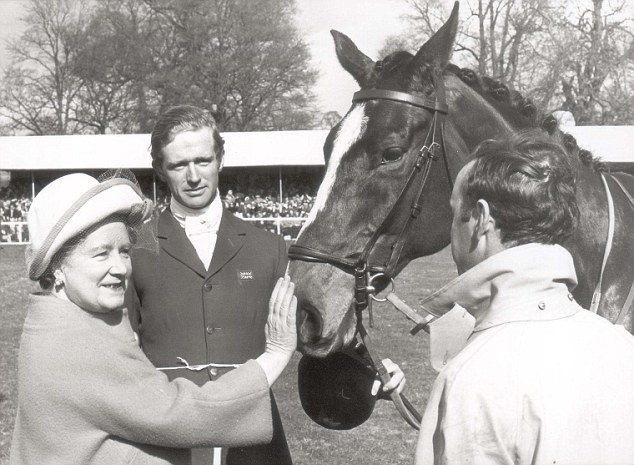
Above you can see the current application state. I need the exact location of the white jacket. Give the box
[415,244,634,465]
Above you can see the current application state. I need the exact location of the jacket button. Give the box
[538,301,546,310]
[206,326,215,334]
[203,282,213,291]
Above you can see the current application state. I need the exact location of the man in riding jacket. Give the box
[414,130,634,465]
[127,105,292,465]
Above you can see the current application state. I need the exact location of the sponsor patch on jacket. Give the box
[238,270,254,281]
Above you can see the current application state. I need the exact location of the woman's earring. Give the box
[54,272,64,290]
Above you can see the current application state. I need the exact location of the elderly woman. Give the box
[10,173,297,465]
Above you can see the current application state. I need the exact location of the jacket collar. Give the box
[158,208,246,278]
[420,244,580,332]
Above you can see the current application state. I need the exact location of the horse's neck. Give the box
[565,154,609,305]
[446,77,517,155]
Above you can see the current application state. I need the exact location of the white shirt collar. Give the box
[170,190,223,232]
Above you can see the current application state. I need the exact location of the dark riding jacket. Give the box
[128,208,291,465]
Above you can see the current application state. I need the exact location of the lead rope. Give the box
[590,174,615,313]
[356,320,422,430]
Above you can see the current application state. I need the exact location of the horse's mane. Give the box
[444,63,606,172]
[372,52,605,172]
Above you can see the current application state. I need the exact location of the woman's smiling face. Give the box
[57,219,132,313]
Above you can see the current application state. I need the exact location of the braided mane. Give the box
[445,64,606,172]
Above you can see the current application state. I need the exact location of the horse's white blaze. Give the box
[297,105,368,237]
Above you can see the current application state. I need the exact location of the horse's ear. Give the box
[331,30,375,87]
[413,2,459,71]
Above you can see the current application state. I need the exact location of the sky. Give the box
[294,0,411,115]
[0,0,411,117]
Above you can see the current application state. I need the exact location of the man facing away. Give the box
[128,105,292,465]
[414,130,634,465]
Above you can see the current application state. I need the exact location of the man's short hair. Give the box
[150,105,225,169]
[461,130,579,246]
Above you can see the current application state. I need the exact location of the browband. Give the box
[353,89,448,114]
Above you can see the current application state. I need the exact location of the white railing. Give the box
[230,217,307,239]
[0,218,308,244]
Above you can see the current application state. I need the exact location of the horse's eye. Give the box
[381,147,404,164]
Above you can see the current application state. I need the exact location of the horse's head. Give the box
[289,4,473,357]
[289,1,545,356]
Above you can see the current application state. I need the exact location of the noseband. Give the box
[288,77,451,318]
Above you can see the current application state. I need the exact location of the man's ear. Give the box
[153,159,166,182]
[474,199,495,236]
[219,155,224,172]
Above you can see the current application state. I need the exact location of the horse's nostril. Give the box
[298,301,323,344]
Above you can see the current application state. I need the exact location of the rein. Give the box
[288,78,451,430]
[593,173,634,323]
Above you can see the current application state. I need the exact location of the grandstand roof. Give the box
[0,130,329,170]
[0,126,632,171]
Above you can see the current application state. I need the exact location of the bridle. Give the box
[288,77,452,430]
[288,76,452,320]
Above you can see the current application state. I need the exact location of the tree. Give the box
[388,0,634,124]
[320,111,343,129]
[551,0,634,124]
[0,0,319,134]
[70,0,156,133]
[140,0,319,131]
[0,0,89,134]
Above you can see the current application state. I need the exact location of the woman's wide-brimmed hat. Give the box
[27,173,152,280]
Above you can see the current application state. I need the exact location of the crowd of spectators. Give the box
[154,172,317,219]
[1,172,319,242]
[221,190,314,218]
[1,184,31,243]
[1,185,31,222]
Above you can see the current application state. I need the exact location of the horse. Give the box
[288,2,634,358]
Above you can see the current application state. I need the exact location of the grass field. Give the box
[0,244,457,465]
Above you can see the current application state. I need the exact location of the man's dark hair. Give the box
[150,105,225,170]
[462,130,579,246]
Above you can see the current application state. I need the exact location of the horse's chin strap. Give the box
[355,317,422,430]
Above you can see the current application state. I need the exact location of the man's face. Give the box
[450,161,481,274]
[158,128,223,210]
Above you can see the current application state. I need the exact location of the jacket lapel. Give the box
[206,209,246,277]
[158,209,207,278]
